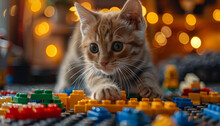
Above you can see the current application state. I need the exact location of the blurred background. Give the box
[0,0,220,89]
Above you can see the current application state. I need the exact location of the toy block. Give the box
[4,96,12,103]
[130,98,137,101]
[172,111,193,126]
[209,92,220,103]
[13,93,29,104]
[188,93,200,105]
[53,99,64,109]
[88,107,112,123]
[69,90,85,109]
[30,99,42,103]
[18,105,35,120]
[57,93,68,106]
[31,89,53,100]
[120,91,126,101]
[45,104,62,118]
[203,104,220,121]
[117,107,150,126]
[74,100,86,113]
[172,97,193,108]
[191,82,200,89]
[0,97,6,107]
[85,99,101,112]
[5,105,19,119]
[163,101,180,115]
[152,115,177,126]
[66,97,70,111]
[0,103,12,116]
[142,98,149,102]
[200,91,210,103]
[136,101,152,116]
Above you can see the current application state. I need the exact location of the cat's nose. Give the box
[101,62,108,67]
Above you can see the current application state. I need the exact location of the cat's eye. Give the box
[112,41,123,52]
[89,43,99,53]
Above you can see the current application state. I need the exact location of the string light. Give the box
[35,22,50,36]
[191,36,201,49]
[147,12,158,24]
[44,6,55,17]
[186,14,196,26]
[46,44,57,58]
[213,9,220,21]
[110,7,120,11]
[101,8,109,12]
[161,26,172,38]
[162,13,173,25]
[179,32,189,44]
[10,5,17,16]
[142,6,147,16]
[155,32,167,46]
[81,2,92,10]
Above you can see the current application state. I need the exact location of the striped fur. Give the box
[55,0,163,100]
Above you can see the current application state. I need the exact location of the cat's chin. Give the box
[100,68,114,75]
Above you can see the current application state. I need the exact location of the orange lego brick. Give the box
[120,91,126,101]
[209,92,220,103]
[163,101,180,115]
[129,98,137,101]
[142,98,149,102]
[181,96,188,98]
[74,100,86,113]
[191,82,200,89]
[152,114,177,126]
[136,101,152,116]
[0,103,12,116]
[57,93,68,107]
[200,91,210,103]
[66,97,70,111]
[188,93,200,105]
[69,90,85,109]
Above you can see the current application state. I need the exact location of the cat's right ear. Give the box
[75,3,97,36]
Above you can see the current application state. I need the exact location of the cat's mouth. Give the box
[101,67,114,75]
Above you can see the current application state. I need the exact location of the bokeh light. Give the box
[10,5,17,16]
[155,32,167,46]
[110,7,120,11]
[142,6,147,16]
[69,6,76,12]
[35,22,50,36]
[186,14,196,26]
[101,8,109,12]
[162,13,173,25]
[191,36,201,49]
[161,26,172,38]
[81,2,92,10]
[147,12,158,24]
[3,9,7,18]
[213,9,220,21]
[29,0,42,12]
[44,6,55,17]
[179,32,189,44]
[46,44,57,58]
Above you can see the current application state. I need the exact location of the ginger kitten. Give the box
[55,0,163,100]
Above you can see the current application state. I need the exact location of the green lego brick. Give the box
[13,93,29,104]
[53,99,64,109]
[53,96,59,100]
[43,99,53,103]
[31,89,53,100]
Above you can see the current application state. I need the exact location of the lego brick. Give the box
[57,93,68,106]
[117,107,150,126]
[53,99,64,109]
[152,114,177,126]
[87,107,112,123]
[209,92,220,103]
[188,93,200,105]
[120,91,126,101]
[172,97,193,108]
[13,93,29,104]
[30,90,53,100]
[172,111,193,126]
[74,100,86,113]
[69,90,85,109]
[203,104,220,121]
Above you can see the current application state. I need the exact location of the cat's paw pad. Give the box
[139,86,162,100]
[91,85,121,101]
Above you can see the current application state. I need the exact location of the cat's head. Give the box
[75,0,147,75]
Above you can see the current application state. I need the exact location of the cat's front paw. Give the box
[139,86,162,100]
[91,84,121,101]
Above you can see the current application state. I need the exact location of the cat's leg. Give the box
[85,71,121,101]
[137,66,164,100]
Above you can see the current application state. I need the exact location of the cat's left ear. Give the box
[75,3,98,36]
[119,0,144,30]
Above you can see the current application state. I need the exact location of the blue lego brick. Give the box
[172,97,193,108]
[87,107,112,123]
[172,111,193,126]
[30,99,42,103]
[117,108,150,126]
[203,104,220,121]
[61,87,75,96]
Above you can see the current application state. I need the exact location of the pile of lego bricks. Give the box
[0,89,220,126]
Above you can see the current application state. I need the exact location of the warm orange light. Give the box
[10,5,16,16]
[3,9,7,18]
[186,14,196,26]
[155,32,167,46]
[161,26,172,38]
[191,36,201,49]
[162,13,173,25]
[147,12,158,24]
[81,2,92,10]
[179,32,189,44]
[142,5,147,16]
[46,44,57,58]
[44,6,55,17]
[30,0,42,12]
[110,7,120,11]
[69,6,76,12]
[101,8,109,12]
[213,9,220,21]
[35,22,50,36]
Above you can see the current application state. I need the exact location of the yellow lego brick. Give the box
[66,97,70,111]
[142,98,149,102]
[200,91,210,103]
[153,98,161,102]
[209,92,220,103]
[0,103,12,116]
[163,101,180,115]
[120,91,126,101]
[152,115,177,126]
[69,90,85,109]
[74,100,86,113]
[0,97,6,107]
[136,101,152,116]
[191,82,200,89]
[130,98,137,101]
[188,93,200,105]
[151,101,164,117]
[57,93,68,107]
[85,99,102,112]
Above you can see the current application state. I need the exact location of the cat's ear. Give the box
[119,0,143,29]
[75,3,97,36]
